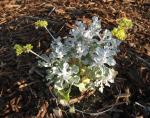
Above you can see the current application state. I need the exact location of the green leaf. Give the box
[57,88,71,101]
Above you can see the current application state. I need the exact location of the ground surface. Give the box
[0,0,150,118]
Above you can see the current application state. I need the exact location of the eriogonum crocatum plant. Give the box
[14,17,130,104]
[37,17,121,101]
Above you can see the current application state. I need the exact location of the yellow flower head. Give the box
[117,18,133,29]
[35,20,48,28]
[14,44,33,56]
[112,18,133,41]
[14,44,24,56]
[23,44,33,53]
[112,28,126,40]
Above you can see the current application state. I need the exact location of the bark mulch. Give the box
[0,0,150,118]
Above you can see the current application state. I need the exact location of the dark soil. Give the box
[0,0,150,118]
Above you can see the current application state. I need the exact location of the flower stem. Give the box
[45,27,55,40]
[29,50,48,63]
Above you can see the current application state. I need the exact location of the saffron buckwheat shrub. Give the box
[37,17,121,102]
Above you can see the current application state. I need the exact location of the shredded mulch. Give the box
[0,0,150,118]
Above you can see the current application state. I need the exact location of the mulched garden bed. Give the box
[0,0,150,118]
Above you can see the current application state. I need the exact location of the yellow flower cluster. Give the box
[112,28,126,40]
[112,18,133,40]
[14,44,33,56]
[35,20,48,28]
[117,18,133,29]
